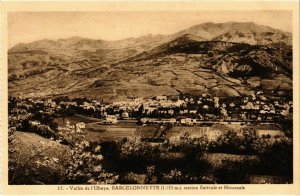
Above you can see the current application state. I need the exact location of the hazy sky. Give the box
[8,11,292,47]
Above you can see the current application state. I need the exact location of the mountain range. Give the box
[8,22,293,101]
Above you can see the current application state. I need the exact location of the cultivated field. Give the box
[83,123,136,142]
[54,115,100,126]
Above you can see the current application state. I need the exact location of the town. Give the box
[10,91,292,126]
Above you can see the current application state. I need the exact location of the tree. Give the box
[213,130,243,154]
[66,136,118,184]
[252,137,292,176]
[138,104,144,117]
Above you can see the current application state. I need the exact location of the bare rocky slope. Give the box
[8,22,292,101]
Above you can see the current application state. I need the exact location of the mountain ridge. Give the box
[8,22,293,101]
[9,22,292,51]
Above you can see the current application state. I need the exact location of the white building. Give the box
[156,96,167,101]
[106,115,118,124]
[122,112,129,119]
[75,122,86,133]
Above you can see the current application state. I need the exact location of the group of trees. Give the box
[16,112,59,139]
[208,128,257,154]
[9,97,59,139]
[66,140,118,184]
[57,104,102,119]
[113,129,292,184]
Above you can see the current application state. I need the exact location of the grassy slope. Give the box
[10,131,71,184]
[14,131,70,157]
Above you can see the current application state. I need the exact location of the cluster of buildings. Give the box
[58,120,86,133]
[9,91,292,126]
[8,94,291,141]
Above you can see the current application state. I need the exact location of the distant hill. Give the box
[8,22,292,101]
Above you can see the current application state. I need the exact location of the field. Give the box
[166,126,212,139]
[55,115,282,143]
[165,124,242,141]
[83,123,136,142]
[136,125,169,139]
[55,116,139,142]
[54,115,100,126]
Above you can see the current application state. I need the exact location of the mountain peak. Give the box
[173,21,291,45]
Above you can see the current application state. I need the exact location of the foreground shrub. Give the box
[169,132,209,158]
[209,127,258,154]
[118,172,147,184]
[119,138,162,170]
[214,158,257,184]
[253,136,293,176]
[161,169,203,184]
[65,141,118,184]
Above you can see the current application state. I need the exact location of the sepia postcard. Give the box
[0,1,300,195]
